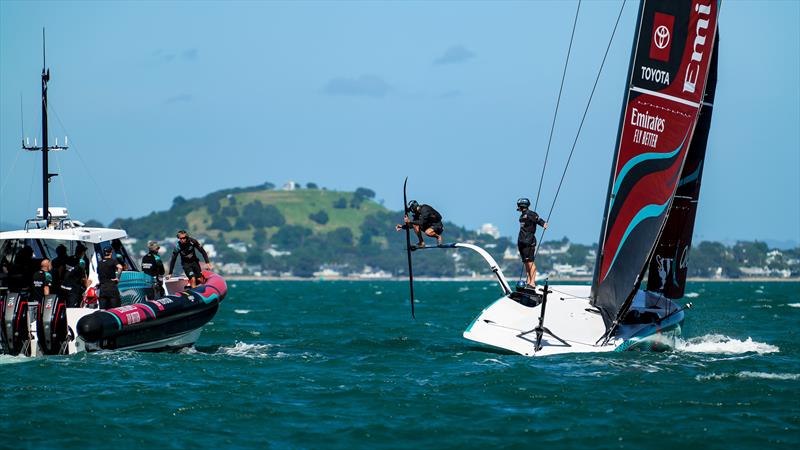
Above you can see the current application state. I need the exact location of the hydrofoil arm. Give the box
[412,243,512,296]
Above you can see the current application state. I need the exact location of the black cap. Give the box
[103,247,113,255]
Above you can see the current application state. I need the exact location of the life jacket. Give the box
[81,286,99,308]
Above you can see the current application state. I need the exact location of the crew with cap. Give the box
[98,246,123,309]
[141,240,165,299]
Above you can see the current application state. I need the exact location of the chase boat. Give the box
[0,37,228,357]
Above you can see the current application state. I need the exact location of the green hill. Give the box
[109,182,515,277]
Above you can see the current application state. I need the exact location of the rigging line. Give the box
[534,0,581,212]
[536,0,627,256]
[48,100,113,209]
[0,149,25,198]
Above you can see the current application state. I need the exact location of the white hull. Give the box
[463,285,683,357]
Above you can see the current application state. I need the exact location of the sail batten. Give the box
[591,0,720,328]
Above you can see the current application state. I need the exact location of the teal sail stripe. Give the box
[677,161,702,187]
[602,199,671,282]
[609,129,690,212]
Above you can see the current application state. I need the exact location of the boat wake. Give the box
[215,341,275,359]
[675,334,779,354]
[696,371,800,381]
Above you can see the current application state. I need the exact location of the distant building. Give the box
[220,262,244,275]
[539,241,570,255]
[357,266,392,279]
[267,246,291,257]
[313,268,341,278]
[479,223,500,239]
[282,181,299,191]
[503,247,518,261]
[227,242,248,253]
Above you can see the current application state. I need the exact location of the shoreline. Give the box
[224,275,800,283]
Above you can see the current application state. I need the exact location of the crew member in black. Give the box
[111,239,128,271]
[98,247,122,309]
[395,200,444,247]
[516,197,548,287]
[141,240,165,299]
[51,244,69,291]
[31,259,53,303]
[60,257,87,307]
[167,230,212,288]
[67,243,90,279]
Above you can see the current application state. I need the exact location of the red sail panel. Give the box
[591,0,719,328]
[646,34,718,298]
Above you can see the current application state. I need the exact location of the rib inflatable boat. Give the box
[77,271,227,352]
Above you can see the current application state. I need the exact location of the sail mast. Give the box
[41,28,51,223]
[22,29,67,226]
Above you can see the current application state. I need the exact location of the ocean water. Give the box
[2,280,798,449]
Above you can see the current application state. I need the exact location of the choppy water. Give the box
[2,281,798,449]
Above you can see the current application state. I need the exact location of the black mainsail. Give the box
[591,0,720,328]
[646,34,719,298]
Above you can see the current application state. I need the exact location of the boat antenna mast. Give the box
[22,28,68,226]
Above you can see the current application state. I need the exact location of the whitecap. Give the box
[216,341,274,359]
[685,292,700,298]
[755,289,764,294]
[788,303,800,308]
[375,291,383,295]
[234,309,251,314]
[696,371,800,381]
[458,287,470,292]
[677,334,779,354]
[738,371,800,381]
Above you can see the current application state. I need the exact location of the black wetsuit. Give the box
[169,237,209,280]
[60,265,85,308]
[97,258,121,309]
[51,254,69,291]
[410,205,444,235]
[141,251,165,299]
[518,209,546,262]
[31,270,52,303]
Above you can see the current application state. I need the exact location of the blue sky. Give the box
[1,0,798,245]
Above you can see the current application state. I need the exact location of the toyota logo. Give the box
[653,25,670,50]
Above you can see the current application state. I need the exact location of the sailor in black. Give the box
[98,247,122,309]
[51,244,69,292]
[111,239,128,271]
[167,230,212,288]
[141,240,165,299]
[31,259,53,303]
[516,197,548,287]
[395,200,444,247]
[60,258,87,308]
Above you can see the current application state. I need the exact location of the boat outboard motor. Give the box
[2,292,31,356]
[37,294,69,355]
[0,288,7,354]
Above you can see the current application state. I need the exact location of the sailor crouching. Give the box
[395,200,444,247]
